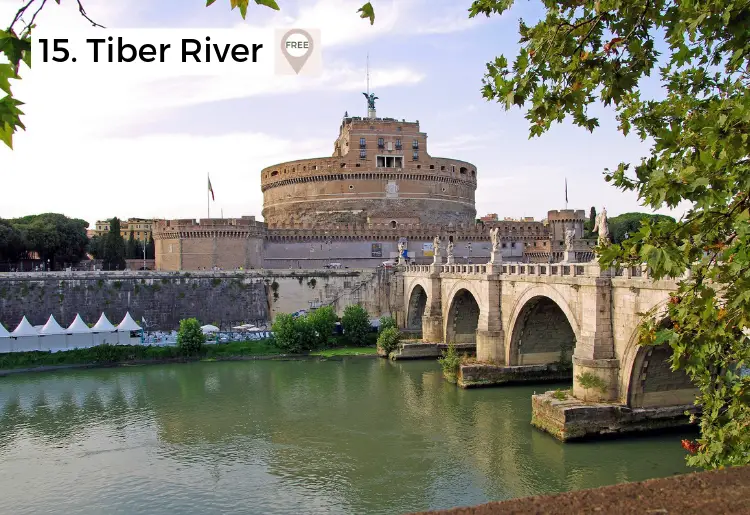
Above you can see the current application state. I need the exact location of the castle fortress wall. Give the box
[260,117,478,226]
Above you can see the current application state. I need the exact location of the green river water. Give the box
[0,358,694,514]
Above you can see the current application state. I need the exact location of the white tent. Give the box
[10,316,40,352]
[0,323,11,354]
[39,315,67,352]
[66,314,94,349]
[92,313,118,346]
[117,312,142,345]
[201,324,220,333]
[117,312,142,332]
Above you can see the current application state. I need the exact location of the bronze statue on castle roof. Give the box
[363,92,378,110]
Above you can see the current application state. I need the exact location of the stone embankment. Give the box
[0,269,396,331]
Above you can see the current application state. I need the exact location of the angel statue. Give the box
[362,92,378,110]
[490,227,500,253]
[433,235,441,252]
[447,240,454,257]
[592,206,610,246]
[564,227,576,251]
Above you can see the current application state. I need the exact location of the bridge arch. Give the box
[621,306,697,408]
[443,282,483,344]
[505,285,580,366]
[406,283,429,331]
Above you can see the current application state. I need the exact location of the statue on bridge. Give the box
[397,240,406,265]
[592,206,610,246]
[432,235,442,265]
[489,227,501,264]
[446,239,455,264]
[564,227,576,252]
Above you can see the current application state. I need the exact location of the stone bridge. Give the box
[399,261,696,413]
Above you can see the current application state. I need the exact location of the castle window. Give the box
[502,243,507,249]
[471,170,476,177]
[349,185,354,190]
[412,139,419,149]
[441,165,446,171]
[341,163,347,168]
[359,138,366,148]
[412,151,419,161]
[430,165,435,169]
[460,167,467,175]
[451,165,456,173]
[271,171,279,176]
[390,221,397,228]
[417,165,421,169]
[360,149,366,159]
[395,139,402,150]
[378,137,384,148]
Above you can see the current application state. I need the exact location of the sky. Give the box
[0,0,688,227]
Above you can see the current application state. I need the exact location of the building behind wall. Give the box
[152,100,595,270]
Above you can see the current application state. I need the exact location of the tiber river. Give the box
[0,358,693,515]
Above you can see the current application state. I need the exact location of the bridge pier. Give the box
[421,315,444,342]
[476,330,504,362]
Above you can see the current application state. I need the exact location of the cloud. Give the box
[1,130,330,222]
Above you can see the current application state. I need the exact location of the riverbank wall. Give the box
[0,269,396,330]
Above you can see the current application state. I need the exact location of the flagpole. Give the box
[207,173,210,219]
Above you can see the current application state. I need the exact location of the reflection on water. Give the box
[0,359,692,515]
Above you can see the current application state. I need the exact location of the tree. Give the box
[1,1,376,149]
[307,306,337,348]
[126,230,137,259]
[145,233,155,260]
[177,318,205,356]
[341,304,371,347]
[468,0,750,469]
[87,235,104,259]
[102,217,126,270]
[608,212,675,244]
[8,213,89,268]
[270,313,317,354]
[0,219,24,261]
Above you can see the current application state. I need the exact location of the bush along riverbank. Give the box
[0,312,380,374]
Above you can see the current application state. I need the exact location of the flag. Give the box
[208,176,215,201]
[565,178,568,204]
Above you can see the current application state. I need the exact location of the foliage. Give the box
[87,235,104,259]
[0,213,89,268]
[270,313,316,354]
[552,389,570,401]
[378,315,397,333]
[102,217,126,270]
[341,304,371,347]
[2,1,376,148]
[307,306,337,348]
[576,372,608,394]
[469,0,750,470]
[125,231,144,260]
[438,343,462,383]
[145,233,155,260]
[584,207,597,237]
[177,318,205,355]
[607,212,675,244]
[376,327,401,355]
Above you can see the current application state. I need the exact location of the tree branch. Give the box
[76,0,105,28]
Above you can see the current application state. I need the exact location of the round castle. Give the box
[261,102,478,226]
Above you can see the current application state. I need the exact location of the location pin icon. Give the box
[281,29,314,74]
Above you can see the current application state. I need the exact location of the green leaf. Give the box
[357,2,375,25]
[255,0,280,9]
[206,0,217,6]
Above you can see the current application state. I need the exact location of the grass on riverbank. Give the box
[310,347,378,357]
[0,337,379,371]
